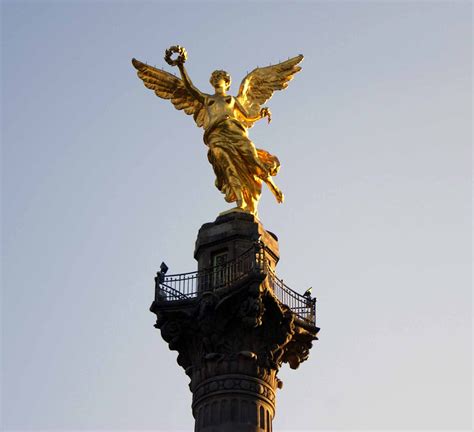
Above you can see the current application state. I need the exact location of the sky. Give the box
[1,0,472,431]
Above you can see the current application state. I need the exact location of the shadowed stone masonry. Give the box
[150,212,319,431]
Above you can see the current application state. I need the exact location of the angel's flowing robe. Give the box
[203,118,280,212]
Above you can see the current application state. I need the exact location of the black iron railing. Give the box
[154,242,316,325]
[267,269,316,323]
[155,245,264,301]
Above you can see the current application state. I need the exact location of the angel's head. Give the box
[210,70,231,92]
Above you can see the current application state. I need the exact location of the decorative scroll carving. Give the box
[151,272,318,379]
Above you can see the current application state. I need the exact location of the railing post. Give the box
[311,297,317,324]
[254,241,266,274]
[154,273,160,302]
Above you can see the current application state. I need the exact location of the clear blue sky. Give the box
[2,1,471,431]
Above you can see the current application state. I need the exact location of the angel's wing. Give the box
[236,55,304,126]
[132,58,207,128]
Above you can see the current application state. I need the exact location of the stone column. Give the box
[151,211,319,432]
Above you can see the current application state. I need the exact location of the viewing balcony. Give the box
[153,242,316,326]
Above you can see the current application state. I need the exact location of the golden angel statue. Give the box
[132,46,303,216]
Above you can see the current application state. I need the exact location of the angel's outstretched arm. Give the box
[176,63,205,104]
[234,99,272,123]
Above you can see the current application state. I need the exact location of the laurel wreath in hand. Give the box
[164,45,187,66]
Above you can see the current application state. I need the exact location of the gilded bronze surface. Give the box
[132,46,303,216]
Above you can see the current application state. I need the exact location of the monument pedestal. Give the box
[151,212,319,431]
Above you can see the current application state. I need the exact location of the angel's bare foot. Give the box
[264,177,284,203]
[275,189,284,203]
